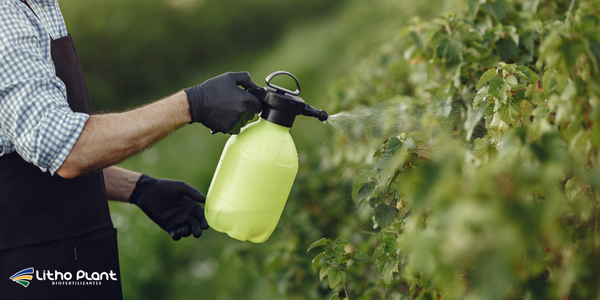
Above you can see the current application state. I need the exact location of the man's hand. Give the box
[184,72,262,134]
[129,174,209,240]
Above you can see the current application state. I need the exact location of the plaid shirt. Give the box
[0,0,88,175]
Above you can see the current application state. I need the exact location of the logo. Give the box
[10,267,34,288]
[9,266,118,288]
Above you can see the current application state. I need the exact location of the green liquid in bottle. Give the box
[205,118,298,243]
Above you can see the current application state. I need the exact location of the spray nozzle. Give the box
[247,71,329,127]
[302,104,328,121]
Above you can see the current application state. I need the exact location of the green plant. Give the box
[311,0,600,299]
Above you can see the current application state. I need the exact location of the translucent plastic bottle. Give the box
[205,118,298,242]
[204,71,328,243]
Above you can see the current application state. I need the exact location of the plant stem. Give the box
[344,283,350,300]
[566,0,576,24]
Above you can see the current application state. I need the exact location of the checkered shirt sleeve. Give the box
[0,0,89,175]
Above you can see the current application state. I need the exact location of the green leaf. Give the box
[437,38,463,64]
[483,0,510,22]
[320,265,331,281]
[328,294,347,300]
[312,252,326,272]
[334,237,350,244]
[349,250,372,263]
[474,86,489,107]
[327,267,347,289]
[307,238,331,252]
[542,70,552,97]
[516,65,540,83]
[488,76,507,102]
[496,37,519,62]
[520,100,534,122]
[325,245,346,265]
[465,103,485,140]
[473,137,490,156]
[373,246,399,287]
[477,69,498,90]
[374,203,400,228]
[518,31,535,64]
[505,75,518,89]
[589,38,600,73]
[419,273,431,289]
[355,181,377,207]
[374,152,394,173]
[523,0,540,14]
[468,0,481,19]
[387,136,403,154]
[496,100,521,125]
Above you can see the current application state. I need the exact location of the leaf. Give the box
[589,38,600,73]
[496,100,521,125]
[542,70,552,97]
[523,0,540,14]
[465,103,485,140]
[473,86,489,107]
[468,0,481,19]
[496,37,519,62]
[320,265,331,281]
[493,0,511,20]
[518,31,535,64]
[325,245,346,265]
[477,69,498,90]
[520,100,534,122]
[373,246,399,287]
[355,181,377,207]
[334,238,350,248]
[387,136,403,154]
[307,238,331,252]
[473,137,490,156]
[374,152,394,173]
[419,273,431,289]
[328,294,348,300]
[484,0,510,22]
[349,250,372,263]
[516,65,540,83]
[488,76,507,102]
[312,252,326,272]
[437,38,463,64]
[327,267,347,289]
[374,203,400,228]
[505,75,518,89]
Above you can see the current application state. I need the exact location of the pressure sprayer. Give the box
[204,71,328,243]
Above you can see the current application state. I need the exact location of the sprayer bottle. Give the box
[204,71,328,243]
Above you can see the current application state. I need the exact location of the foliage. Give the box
[311,0,600,299]
[60,0,600,298]
[97,0,436,299]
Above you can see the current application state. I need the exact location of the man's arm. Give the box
[56,72,262,179]
[56,91,190,178]
[103,166,142,202]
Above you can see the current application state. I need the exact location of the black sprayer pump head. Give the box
[247,71,328,128]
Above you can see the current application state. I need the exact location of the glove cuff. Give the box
[184,86,202,124]
[128,174,156,205]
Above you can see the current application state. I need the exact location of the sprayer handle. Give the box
[265,71,301,96]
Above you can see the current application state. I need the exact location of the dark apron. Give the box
[0,2,122,298]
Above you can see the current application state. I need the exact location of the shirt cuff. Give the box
[46,112,89,175]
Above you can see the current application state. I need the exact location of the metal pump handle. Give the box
[265,71,301,96]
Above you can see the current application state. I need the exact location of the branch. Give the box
[566,0,576,24]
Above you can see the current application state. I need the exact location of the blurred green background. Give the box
[59,0,454,298]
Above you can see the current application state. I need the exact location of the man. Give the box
[0,0,262,299]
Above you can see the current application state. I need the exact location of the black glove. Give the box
[184,72,263,134]
[129,174,209,241]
